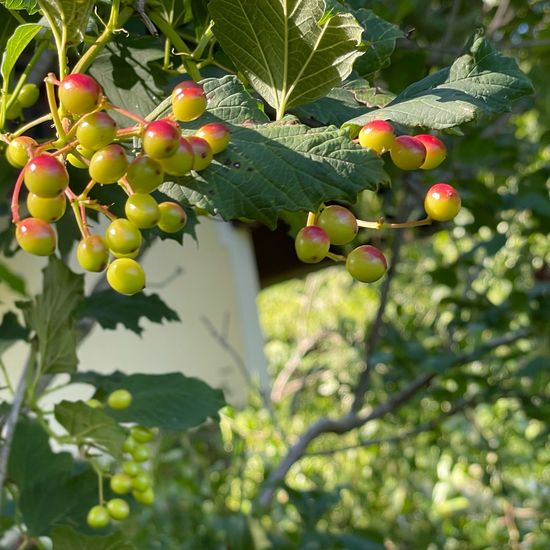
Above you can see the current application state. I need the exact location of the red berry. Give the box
[389,136,427,170]
[317,205,358,245]
[58,73,102,115]
[424,183,461,221]
[414,134,447,170]
[346,245,387,283]
[295,226,330,263]
[142,120,180,159]
[24,154,69,198]
[171,81,207,122]
[15,217,56,256]
[159,137,193,177]
[195,123,230,154]
[358,120,395,155]
[187,136,213,171]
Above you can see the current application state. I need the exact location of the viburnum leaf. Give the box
[51,526,136,550]
[157,76,388,228]
[209,0,364,118]
[345,32,534,132]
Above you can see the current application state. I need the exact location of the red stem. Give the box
[10,169,26,223]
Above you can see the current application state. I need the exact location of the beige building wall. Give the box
[0,218,268,407]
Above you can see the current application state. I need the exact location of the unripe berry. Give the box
[131,471,151,491]
[86,505,110,529]
[107,258,146,295]
[132,487,154,505]
[15,218,56,256]
[24,154,69,198]
[195,123,230,154]
[130,426,154,443]
[77,235,109,272]
[142,120,180,159]
[27,192,66,222]
[126,155,164,193]
[317,205,358,245]
[89,144,128,184]
[107,389,133,410]
[358,120,395,155]
[58,73,102,115]
[76,111,117,151]
[295,226,330,264]
[157,202,187,233]
[389,136,426,170]
[6,96,22,120]
[105,218,142,255]
[171,81,207,122]
[110,473,133,495]
[18,83,40,108]
[414,134,447,170]
[424,183,461,221]
[106,498,130,521]
[346,245,387,283]
[187,136,213,171]
[158,137,193,177]
[6,136,37,168]
[124,194,160,229]
[67,145,94,169]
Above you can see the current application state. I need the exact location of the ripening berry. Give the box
[126,155,164,193]
[346,245,387,283]
[6,136,37,168]
[107,258,146,295]
[187,136,213,171]
[295,226,330,264]
[76,111,117,151]
[358,120,395,155]
[124,194,160,229]
[142,120,180,159]
[58,73,102,115]
[171,81,207,122]
[389,136,427,170]
[424,183,461,221]
[195,123,230,154]
[24,154,69,198]
[105,218,142,255]
[159,137,193,177]
[15,218,56,256]
[414,134,447,170]
[317,205,358,245]
[77,235,109,272]
[157,202,187,233]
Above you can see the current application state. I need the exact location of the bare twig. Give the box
[136,0,158,36]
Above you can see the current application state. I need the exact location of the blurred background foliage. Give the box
[119,0,550,549]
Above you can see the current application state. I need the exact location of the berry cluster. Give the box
[86,389,157,528]
[295,120,462,282]
[7,73,230,295]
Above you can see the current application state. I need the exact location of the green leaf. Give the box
[344,32,534,132]
[353,9,404,78]
[52,525,136,550]
[78,291,180,336]
[54,400,126,456]
[72,371,226,430]
[17,257,84,374]
[39,0,95,44]
[0,23,42,85]
[0,260,26,295]
[8,416,73,494]
[0,0,38,14]
[209,0,364,116]
[0,311,28,355]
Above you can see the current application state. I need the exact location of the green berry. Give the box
[187,136,213,171]
[157,202,187,233]
[122,461,141,477]
[18,83,40,108]
[125,194,160,229]
[142,119,180,159]
[317,205,358,245]
[346,245,387,283]
[110,473,133,495]
[6,96,22,120]
[77,235,109,272]
[106,258,146,295]
[105,218,142,255]
[26,192,66,222]
[389,136,426,170]
[171,81,207,122]
[107,389,132,410]
[106,498,130,521]
[59,73,102,115]
[24,154,69,198]
[295,226,330,264]
[131,471,151,491]
[132,487,154,505]
[6,136,37,168]
[130,426,153,443]
[89,144,128,184]
[86,505,110,529]
[86,398,102,408]
[76,111,117,151]
[158,137,193,176]
[131,444,150,463]
[358,120,395,155]
[424,183,461,221]
[195,123,230,154]
[126,155,164,193]
[15,218,56,256]
[67,145,94,169]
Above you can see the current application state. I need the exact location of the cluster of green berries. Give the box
[86,389,158,528]
[8,73,230,295]
[294,120,462,283]
[4,83,40,121]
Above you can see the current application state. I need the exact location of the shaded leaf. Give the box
[0,260,26,295]
[0,311,28,355]
[52,525,136,550]
[73,371,226,430]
